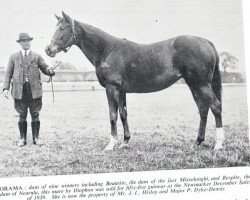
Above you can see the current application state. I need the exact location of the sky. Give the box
[0,0,245,72]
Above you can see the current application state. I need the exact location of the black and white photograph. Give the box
[0,0,249,199]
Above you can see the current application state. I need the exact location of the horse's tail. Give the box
[209,41,222,104]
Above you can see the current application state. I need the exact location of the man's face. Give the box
[19,39,31,50]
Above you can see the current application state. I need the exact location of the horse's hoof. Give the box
[194,139,204,146]
[103,146,114,151]
[214,143,223,150]
[119,143,130,149]
[103,137,118,151]
[103,148,113,152]
[124,136,131,142]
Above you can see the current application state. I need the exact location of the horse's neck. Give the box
[75,22,117,67]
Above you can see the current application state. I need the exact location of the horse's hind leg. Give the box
[118,90,131,148]
[188,86,209,146]
[104,85,119,151]
[198,84,224,149]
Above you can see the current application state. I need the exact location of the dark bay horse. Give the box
[45,12,224,150]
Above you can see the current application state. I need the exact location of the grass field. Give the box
[0,84,249,177]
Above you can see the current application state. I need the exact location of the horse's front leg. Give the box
[118,90,130,148]
[104,85,119,151]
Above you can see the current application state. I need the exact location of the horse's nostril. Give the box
[45,46,51,53]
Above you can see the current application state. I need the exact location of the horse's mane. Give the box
[75,20,118,42]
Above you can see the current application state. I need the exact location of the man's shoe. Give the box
[17,138,27,147]
[33,138,41,145]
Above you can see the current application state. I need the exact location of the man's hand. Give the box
[49,68,55,76]
[3,89,9,99]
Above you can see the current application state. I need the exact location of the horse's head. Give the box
[46,11,77,57]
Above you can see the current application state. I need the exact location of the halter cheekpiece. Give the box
[52,20,77,53]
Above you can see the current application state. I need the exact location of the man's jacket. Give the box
[3,51,52,99]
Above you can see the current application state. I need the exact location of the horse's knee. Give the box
[200,114,208,121]
[110,113,118,126]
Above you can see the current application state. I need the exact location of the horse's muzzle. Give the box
[45,45,56,57]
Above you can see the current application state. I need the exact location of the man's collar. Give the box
[20,49,31,57]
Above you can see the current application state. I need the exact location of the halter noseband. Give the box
[52,20,77,53]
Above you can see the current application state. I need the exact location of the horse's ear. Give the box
[55,14,62,21]
[62,11,71,23]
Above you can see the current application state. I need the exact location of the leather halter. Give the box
[52,20,77,53]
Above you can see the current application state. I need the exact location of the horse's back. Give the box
[98,35,216,92]
[108,38,182,93]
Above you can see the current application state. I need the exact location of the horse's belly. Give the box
[123,72,182,93]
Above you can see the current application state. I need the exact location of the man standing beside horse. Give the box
[3,33,55,147]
